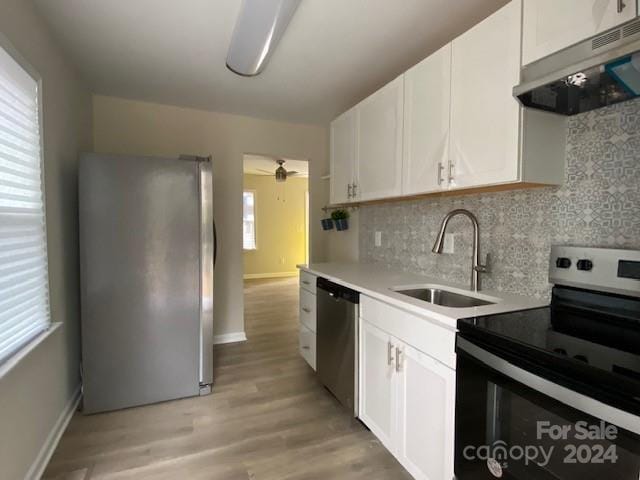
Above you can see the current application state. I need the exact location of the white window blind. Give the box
[243,191,256,250]
[0,45,50,365]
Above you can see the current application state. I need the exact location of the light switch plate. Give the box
[375,231,382,247]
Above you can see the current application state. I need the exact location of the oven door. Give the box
[455,336,640,479]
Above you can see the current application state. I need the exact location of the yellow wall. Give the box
[243,174,308,276]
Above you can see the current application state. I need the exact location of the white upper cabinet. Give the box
[355,76,404,201]
[330,108,356,204]
[522,0,638,66]
[449,0,522,189]
[328,0,566,204]
[402,44,452,196]
[396,342,455,480]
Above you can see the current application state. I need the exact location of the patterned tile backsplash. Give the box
[359,99,640,300]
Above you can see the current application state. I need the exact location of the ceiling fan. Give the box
[256,159,301,183]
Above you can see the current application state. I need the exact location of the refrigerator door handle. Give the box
[213,215,218,267]
[198,158,214,391]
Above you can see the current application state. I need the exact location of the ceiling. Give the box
[243,154,308,177]
[34,0,508,125]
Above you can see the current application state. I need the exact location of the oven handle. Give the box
[458,337,640,436]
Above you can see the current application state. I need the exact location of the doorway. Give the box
[242,154,309,280]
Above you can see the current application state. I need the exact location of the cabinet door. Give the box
[522,0,638,66]
[360,320,395,449]
[402,44,452,196]
[396,343,456,480]
[355,76,404,201]
[449,0,522,189]
[330,109,356,204]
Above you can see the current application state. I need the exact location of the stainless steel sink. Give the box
[394,287,495,308]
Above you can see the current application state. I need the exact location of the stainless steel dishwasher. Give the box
[316,277,360,416]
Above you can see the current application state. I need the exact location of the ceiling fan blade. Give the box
[255,169,275,175]
[287,171,299,175]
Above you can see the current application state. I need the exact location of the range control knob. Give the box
[556,257,572,269]
[577,259,593,271]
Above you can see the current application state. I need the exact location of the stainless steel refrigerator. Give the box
[79,153,215,414]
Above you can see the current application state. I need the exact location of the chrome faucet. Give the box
[432,209,489,292]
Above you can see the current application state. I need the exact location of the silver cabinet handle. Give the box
[302,345,310,350]
[618,0,626,13]
[347,183,353,199]
[301,280,310,285]
[302,307,311,313]
[352,183,357,198]
[437,162,445,185]
[395,347,403,372]
[448,162,455,184]
[387,341,394,366]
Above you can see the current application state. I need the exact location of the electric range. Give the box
[454,246,640,479]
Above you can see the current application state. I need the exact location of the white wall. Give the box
[0,0,93,478]
[92,95,329,339]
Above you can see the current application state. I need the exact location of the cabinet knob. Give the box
[302,307,311,313]
[352,183,357,197]
[347,184,353,199]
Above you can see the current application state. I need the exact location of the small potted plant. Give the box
[321,217,334,230]
[331,209,349,231]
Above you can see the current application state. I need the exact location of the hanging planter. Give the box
[321,218,334,230]
[331,209,349,231]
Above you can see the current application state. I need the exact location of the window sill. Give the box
[0,322,62,381]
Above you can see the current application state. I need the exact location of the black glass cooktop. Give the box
[457,286,640,414]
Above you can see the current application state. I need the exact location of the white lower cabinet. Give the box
[360,321,395,449]
[360,305,455,480]
[299,324,316,371]
[396,343,455,480]
[299,271,317,370]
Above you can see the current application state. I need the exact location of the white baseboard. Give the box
[26,385,81,480]
[213,332,247,345]
[243,271,298,280]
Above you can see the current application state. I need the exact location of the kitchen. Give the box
[0,0,639,479]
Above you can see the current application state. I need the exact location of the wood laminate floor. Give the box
[43,277,411,480]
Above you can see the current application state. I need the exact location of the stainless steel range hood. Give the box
[514,17,640,116]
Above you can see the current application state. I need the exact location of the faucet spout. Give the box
[431,209,487,291]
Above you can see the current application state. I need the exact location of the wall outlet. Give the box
[375,231,382,247]
[443,233,455,254]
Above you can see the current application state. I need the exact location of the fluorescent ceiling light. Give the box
[226,0,301,77]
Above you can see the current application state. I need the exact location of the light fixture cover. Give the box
[226,0,301,77]
[275,165,287,182]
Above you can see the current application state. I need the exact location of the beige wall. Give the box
[243,174,308,276]
[0,0,93,478]
[92,95,328,338]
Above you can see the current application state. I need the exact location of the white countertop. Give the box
[298,262,548,330]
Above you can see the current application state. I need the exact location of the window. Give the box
[243,190,256,250]
[0,45,50,365]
